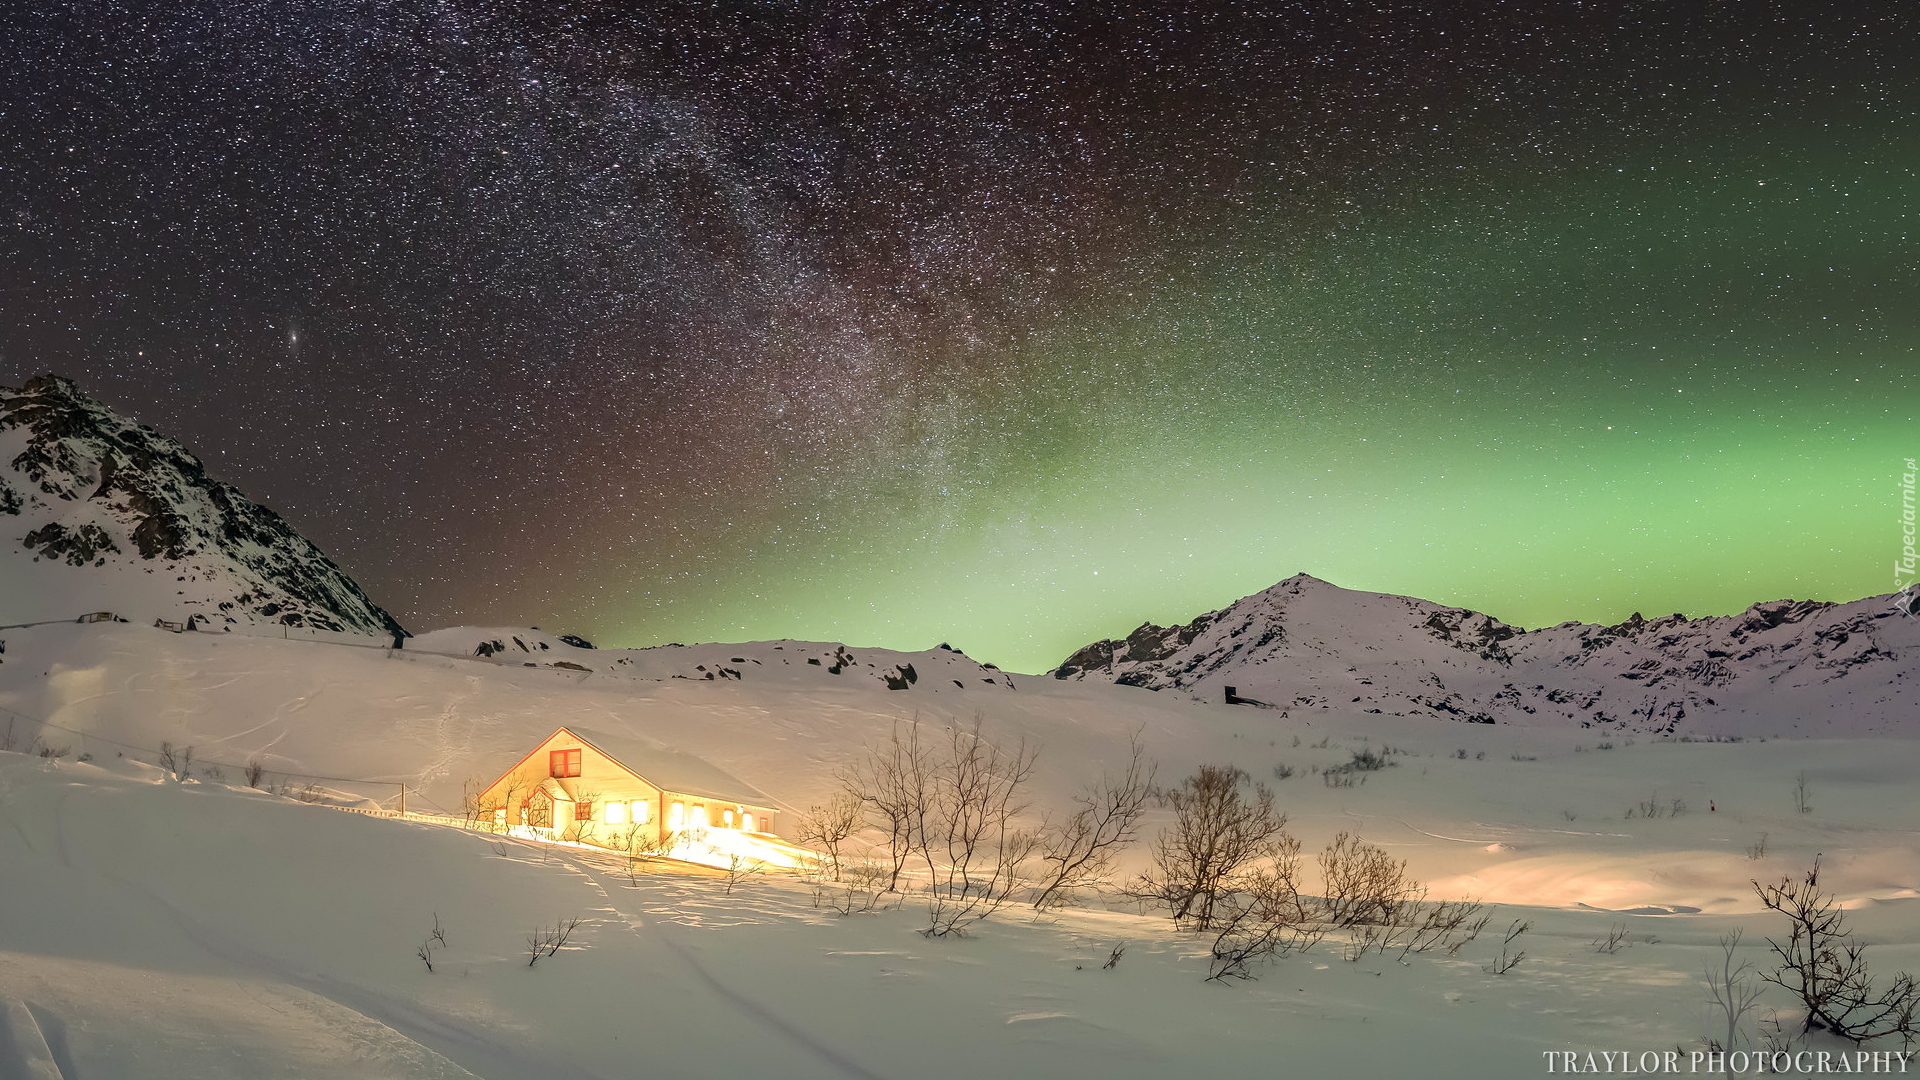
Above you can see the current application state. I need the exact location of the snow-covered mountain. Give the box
[0,374,406,637]
[1053,573,1920,735]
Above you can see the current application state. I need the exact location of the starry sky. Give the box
[3,2,1914,671]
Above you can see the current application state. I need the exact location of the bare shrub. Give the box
[720,853,764,896]
[417,913,448,974]
[526,917,581,967]
[847,720,936,892]
[1135,765,1288,931]
[1755,858,1919,1042]
[1207,833,1322,981]
[1031,729,1155,910]
[1318,832,1415,927]
[1748,832,1770,861]
[245,759,266,788]
[1103,943,1126,970]
[1794,771,1812,814]
[1208,833,1485,978]
[1704,929,1766,1054]
[1346,747,1392,772]
[34,742,70,760]
[918,718,1040,937]
[1594,922,1632,955]
[1486,919,1530,974]
[796,791,863,882]
[159,741,188,778]
[812,857,892,916]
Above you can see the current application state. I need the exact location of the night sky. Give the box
[3,3,1914,671]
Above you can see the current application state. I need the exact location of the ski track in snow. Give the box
[90,869,521,1080]
[0,997,65,1080]
[564,855,893,1080]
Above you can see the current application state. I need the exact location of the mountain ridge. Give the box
[0,373,406,637]
[1052,573,1918,735]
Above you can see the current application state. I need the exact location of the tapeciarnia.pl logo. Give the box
[1896,457,1918,617]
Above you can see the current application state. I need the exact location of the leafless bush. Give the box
[847,719,936,892]
[159,741,194,780]
[918,718,1040,937]
[526,917,581,967]
[34,742,70,760]
[1486,919,1530,974]
[200,764,224,783]
[1366,895,1489,964]
[1207,834,1323,980]
[297,781,327,803]
[245,759,266,788]
[1318,832,1416,927]
[839,716,1039,935]
[1755,858,1919,1043]
[1704,929,1766,1054]
[1271,762,1295,780]
[417,913,448,973]
[1208,830,1486,980]
[459,777,486,827]
[0,719,16,752]
[1031,729,1155,910]
[568,789,604,845]
[721,854,764,896]
[1346,747,1392,772]
[812,858,893,916]
[1594,922,1632,955]
[1135,765,1288,931]
[1794,771,1812,815]
[1748,832,1770,861]
[1103,943,1126,970]
[796,791,863,882]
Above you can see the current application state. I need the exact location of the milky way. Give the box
[3,3,1914,669]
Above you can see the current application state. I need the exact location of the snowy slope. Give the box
[6,667,1920,1079]
[0,374,405,637]
[1053,573,1920,736]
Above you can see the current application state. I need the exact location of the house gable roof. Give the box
[557,726,774,808]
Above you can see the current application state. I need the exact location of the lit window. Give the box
[741,812,754,832]
[722,809,735,829]
[492,807,506,825]
[549,749,581,778]
[632,800,651,824]
[605,801,626,825]
[575,800,593,822]
[668,802,685,829]
[690,805,708,829]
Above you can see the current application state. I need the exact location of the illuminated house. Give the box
[475,726,780,848]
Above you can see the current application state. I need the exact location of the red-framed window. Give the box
[549,748,581,778]
[575,800,593,822]
[527,793,553,828]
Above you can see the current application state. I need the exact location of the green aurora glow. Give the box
[600,116,1917,673]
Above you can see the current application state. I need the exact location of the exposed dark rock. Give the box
[1,374,408,637]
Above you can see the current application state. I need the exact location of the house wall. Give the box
[657,791,777,838]
[476,731,781,850]
[476,734,667,847]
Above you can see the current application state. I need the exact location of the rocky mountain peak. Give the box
[1052,575,1919,736]
[0,373,406,637]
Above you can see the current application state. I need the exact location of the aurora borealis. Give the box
[3,4,1914,671]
